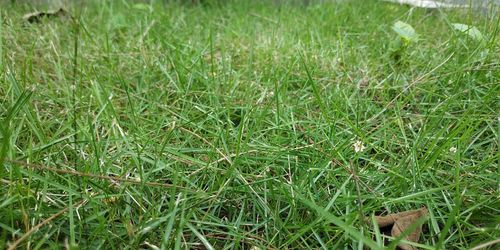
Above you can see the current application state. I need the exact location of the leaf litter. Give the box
[371,207,429,250]
[23,8,68,23]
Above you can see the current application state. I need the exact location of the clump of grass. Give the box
[0,0,498,249]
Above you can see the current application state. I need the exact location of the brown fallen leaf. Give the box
[23,8,68,23]
[372,207,428,250]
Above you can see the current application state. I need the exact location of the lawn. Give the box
[0,0,499,249]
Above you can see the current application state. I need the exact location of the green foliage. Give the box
[131,3,153,12]
[0,0,498,249]
[389,21,419,68]
[392,21,419,43]
[452,23,484,42]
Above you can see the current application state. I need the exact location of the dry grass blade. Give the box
[469,238,500,250]
[7,198,88,250]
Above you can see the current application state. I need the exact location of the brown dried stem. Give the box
[5,160,196,191]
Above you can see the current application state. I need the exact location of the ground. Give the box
[0,0,499,249]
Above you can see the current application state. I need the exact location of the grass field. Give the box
[0,0,499,249]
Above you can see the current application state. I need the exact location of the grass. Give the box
[0,0,499,249]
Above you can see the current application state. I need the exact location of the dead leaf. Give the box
[23,8,68,23]
[371,207,428,250]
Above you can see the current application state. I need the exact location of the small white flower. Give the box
[449,147,457,154]
[353,140,365,153]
